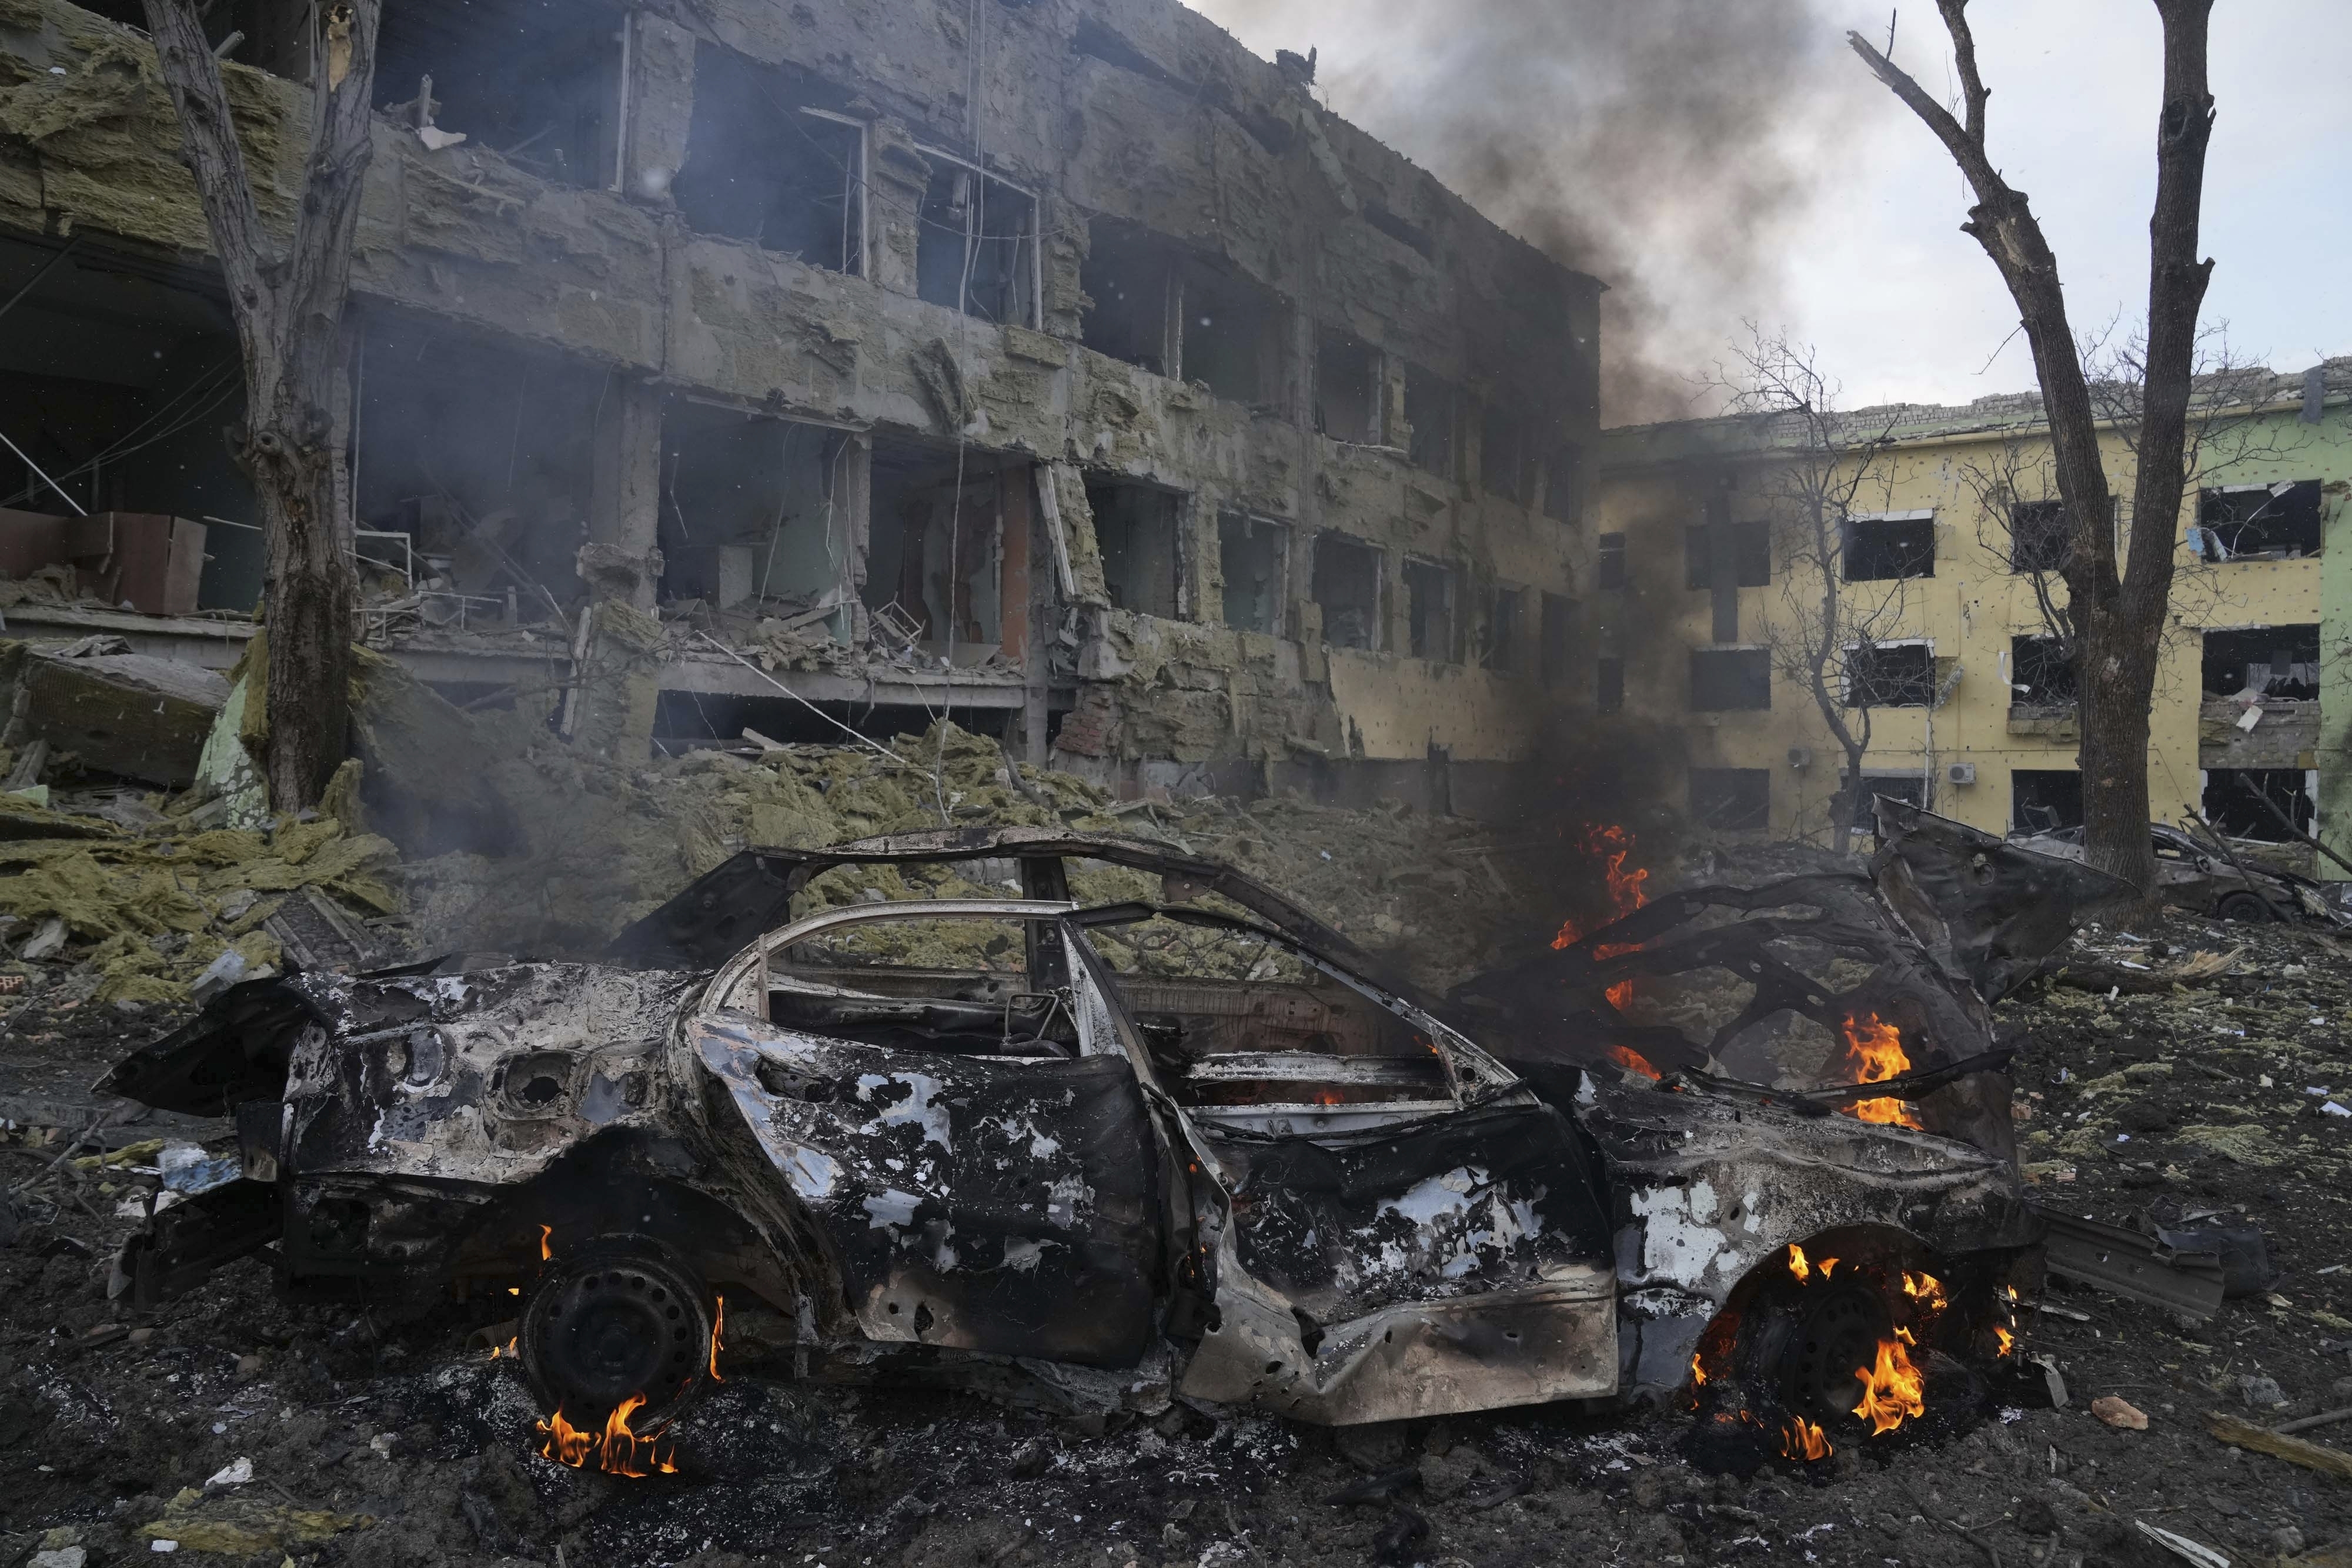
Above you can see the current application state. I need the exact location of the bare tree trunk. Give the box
[1849,0,2215,901]
[140,0,381,810]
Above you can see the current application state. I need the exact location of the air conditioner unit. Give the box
[1947,762,1978,785]
[1787,746,1812,769]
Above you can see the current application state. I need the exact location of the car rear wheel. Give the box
[2217,891,2277,923]
[520,1243,713,1427]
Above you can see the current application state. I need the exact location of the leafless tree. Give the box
[1709,329,1907,854]
[1851,1,2217,899]
[139,0,381,810]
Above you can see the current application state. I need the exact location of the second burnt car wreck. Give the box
[97,806,2126,1466]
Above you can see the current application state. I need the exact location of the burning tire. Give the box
[519,1241,714,1457]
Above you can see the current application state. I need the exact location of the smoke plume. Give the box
[1192,0,1884,425]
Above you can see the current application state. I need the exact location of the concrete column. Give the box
[584,376,664,609]
[621,14,696,204]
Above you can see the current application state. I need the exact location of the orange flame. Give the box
[1780,1416,1833,1462]
[1851,1335,1927,1435]
[1690,1350,1707,1386]
[535,1394,678,1477]
[1902,1270,1947,1313]
[539,1224,553,1261]
[1994,1324,2015,1357]
[1817,1257,1838,1277]
[1839,1012,1922,1129]
[709,1295,725,1383]
[1787,1243,1811,1283]
[1550,824,1650,1010]
[1607,1044,1661,1080]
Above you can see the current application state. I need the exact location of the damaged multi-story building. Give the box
[1589,360,2352,878]
[0,0,1597,808]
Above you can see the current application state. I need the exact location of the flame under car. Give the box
[99,825,2046,1445]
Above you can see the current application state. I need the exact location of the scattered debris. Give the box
[2092,1395,2150,1430]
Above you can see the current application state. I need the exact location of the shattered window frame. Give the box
[1843,639,1936,708]
[1842,509,1937,582]
[1482,585,1522,673]
[1542,441,1582,524]
[1689,647,1770,712]
[1310,531,1384,651]
[1403,362,1456,479]
[2193,480,2323,562]
[913,147,1042,330]
[1313,326,1384,445]
[1539,592,1573,689]
[1085,477,1188,620]
[1216,511,1287,636]
[2005,499,2070,575]
[1402,555,1460,662]
[2200,624,2320,699]
[2010,768,2084,834]
[2008,634,2075,706]
[1596,531,1627,591]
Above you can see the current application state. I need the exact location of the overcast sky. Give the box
[1184,0,2352,423]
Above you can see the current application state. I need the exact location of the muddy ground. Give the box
[6,909,2352,1568]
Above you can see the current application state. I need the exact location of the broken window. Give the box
[1217,513,1286,634]
[1596,532,1627,591]
[1311,533,1382,651]
[916,157,1039,328]
[1180,267,1286,405]
[1845,773,1927,832]
[2193,480,2322,561]
[1479,403,1534,506]
[674,51,864,274]
[1684,521,1770,589]
[2007,499,2070,574]
[1403,557,1458,661]
[1843,511,1935,581]
[1540,593,1573,688]
[2011,769,2084,835]
[2009,634,2075,706]
[1543,442,1582,524]
[1482,587,1521,673]
[352,315,603,625]
[864,440,1017,655]
[1404,364,1455,478]
[1085,479,1184,618]
[1596,656,1625,714]
[1690,768,1769,832]
[658,403,854,621]
[1690,648,1770,711]
[2201,625,2320,699]
[376,0,626,188]
[2203,769,2317,843]
[1844,641,1934,707]
[1315,328,1383,444]
[1080,220,1174,376]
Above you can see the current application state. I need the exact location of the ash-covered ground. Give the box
[6,903,2352,1568]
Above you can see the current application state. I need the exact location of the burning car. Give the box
[99,818,2067,1467]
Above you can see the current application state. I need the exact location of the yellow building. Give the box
[1589,363,2351,857]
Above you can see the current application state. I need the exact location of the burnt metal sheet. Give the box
[2033,1205,2225,1320]
[1178,1255,1618,1424]
[693,1014,1164,1368]
[1872,799,2134,1002]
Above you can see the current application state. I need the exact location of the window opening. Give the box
[2011,769,2083,835]
[2007,499,2069,574]
[1080,220,1174,375]
[916,157,1038,328]
[1404,363,1454,478]
[1691,648,1770,711]
[1845,641,1934,707]
[1180,267,1285,405]
[1315,327,1382,444]
[2009,634,2075,706]
[1479,403,1534,505]
[1543,441,1582,523]
[1844,773,1928,832]
[2192,481,2322,561]
[375,0,626,188]
[1843,511,1935,581]
[2203,768,2316,842]
[1402,557,1457,661]
[1596,532,1627,591]
[658,403,852,622]
[1218,513,1286,634]
[1483,587,1521,673]
[863,438,1013,657]
[1311,533,1381,650]
[1084,478,1183,618]
[1539,593,1573,688]
[674,51,864,273]
[2201,625,2319,699]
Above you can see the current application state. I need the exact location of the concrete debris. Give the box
[2,639,229,788]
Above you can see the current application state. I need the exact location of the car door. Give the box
[690,902,1164,1368]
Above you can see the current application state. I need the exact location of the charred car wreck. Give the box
[99,810,2114,1464]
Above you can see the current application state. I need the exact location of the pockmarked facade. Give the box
[1589,364,2352,874]
[0,0,1596,805]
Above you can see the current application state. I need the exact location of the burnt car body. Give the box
[2011,822,2350,927]
[102,821,2062,1441]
